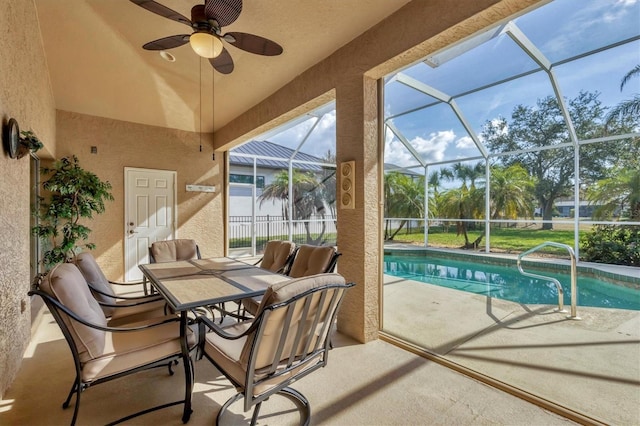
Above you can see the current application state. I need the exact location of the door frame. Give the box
[124,167,178,281]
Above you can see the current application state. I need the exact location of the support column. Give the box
[335,75,380,343]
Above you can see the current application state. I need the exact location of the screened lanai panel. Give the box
[383,129,424,171]
[456,70,564,149]
[390,103,484,164]
[403,31,540,98]
[385,79,439,117]
[515,0,640,64]
[269,110,336,162]
[552,40,640,138]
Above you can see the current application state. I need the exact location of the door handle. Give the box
[129,230,137,234]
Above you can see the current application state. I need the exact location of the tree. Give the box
[439,162,486,248]
[482,91,609,230]
[438,183,485,248]
[587,167,640,221]
[384,171,428,240]
[319,150,337,222]
[33,156,113,268]
[489,163,536,221]
[605,64,640,130]
[258,169,328,244]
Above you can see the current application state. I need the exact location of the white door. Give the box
[124,168,177,281]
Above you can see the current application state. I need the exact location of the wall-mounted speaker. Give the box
[339,160,355,209]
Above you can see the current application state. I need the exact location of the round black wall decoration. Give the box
[4,118,20,159]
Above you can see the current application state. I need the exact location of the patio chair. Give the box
[255,240,297,274]
[242,244,341,317]
[149,239,201,263]
[28,262,197,426]
[73,252,170,326]
[198,273,354,425]
[287,244,341,278]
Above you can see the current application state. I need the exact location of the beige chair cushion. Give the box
[287,245,336,278]
[241,241,296,315]
[151,239,199,263]
[204,273,346,396]
[260,240,295,272]
[106,299,172,327]
[41,264,193,379]
[41,263,108,363]
[74,252,170,322]
[82,321,197,383]
[74,252,117,316]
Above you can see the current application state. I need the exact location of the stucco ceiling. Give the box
[34,0,411,133]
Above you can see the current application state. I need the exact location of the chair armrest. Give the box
[109,279,144,286]
[29,289,179,333]
[88,282,163,302]
[197,314,259,340]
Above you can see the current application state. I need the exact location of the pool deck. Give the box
[383,272,640,424]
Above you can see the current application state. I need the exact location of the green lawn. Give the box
[230,225,579,257]
[391,227,576,256]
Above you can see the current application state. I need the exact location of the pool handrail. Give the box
[517,241,580,320]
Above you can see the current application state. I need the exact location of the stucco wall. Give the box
[212,0,542,342]
[0,0,57,397]
[55,111,225,281]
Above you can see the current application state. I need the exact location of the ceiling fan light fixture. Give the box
[189,31,223,58]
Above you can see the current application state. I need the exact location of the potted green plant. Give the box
[33,155,114,269]
[17,130,44,158]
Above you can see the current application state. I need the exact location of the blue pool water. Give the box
[384,255,640,311]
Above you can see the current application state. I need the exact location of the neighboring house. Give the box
[553,199,599,218]
[228,140,330,217]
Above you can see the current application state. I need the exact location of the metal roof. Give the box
[229,140,327,172]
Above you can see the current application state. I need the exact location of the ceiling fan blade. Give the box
[210,47,234,74]
[204,0,243,28]
[224,32,283,56]
[130,0,191,26]
[143,35,190,51]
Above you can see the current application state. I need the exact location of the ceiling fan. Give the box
[130,0,283,74]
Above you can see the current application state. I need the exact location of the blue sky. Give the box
[383,0,640,170]
[246,0,639,169]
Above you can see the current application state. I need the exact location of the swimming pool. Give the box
[384,254,640,311]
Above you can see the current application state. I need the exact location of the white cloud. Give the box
[456,136,476,149]
[384,140,420,167]
[385,130,456,167]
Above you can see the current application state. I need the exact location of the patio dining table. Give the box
[138,256,291,422]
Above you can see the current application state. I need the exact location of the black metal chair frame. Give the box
[85,281,164,304]
[28,288,196,426]
[198,281,354,426]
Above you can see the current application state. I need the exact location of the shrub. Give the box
[580,225,639,266]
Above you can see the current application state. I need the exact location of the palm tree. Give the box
[489,163,535,222]
[438,183,485,248]
[384,171,427,240]
[259,169,327,244]
[605,64,640,130]
[587,167,640,221]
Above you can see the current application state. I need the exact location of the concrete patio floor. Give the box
[1,307,577,425]
[383,274,640,425]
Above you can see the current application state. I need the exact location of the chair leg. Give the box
[62,377,82,426]
[216,393,243,425]
[250,401,263,426]
[279,387,311,426]
[62,378,78,409]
